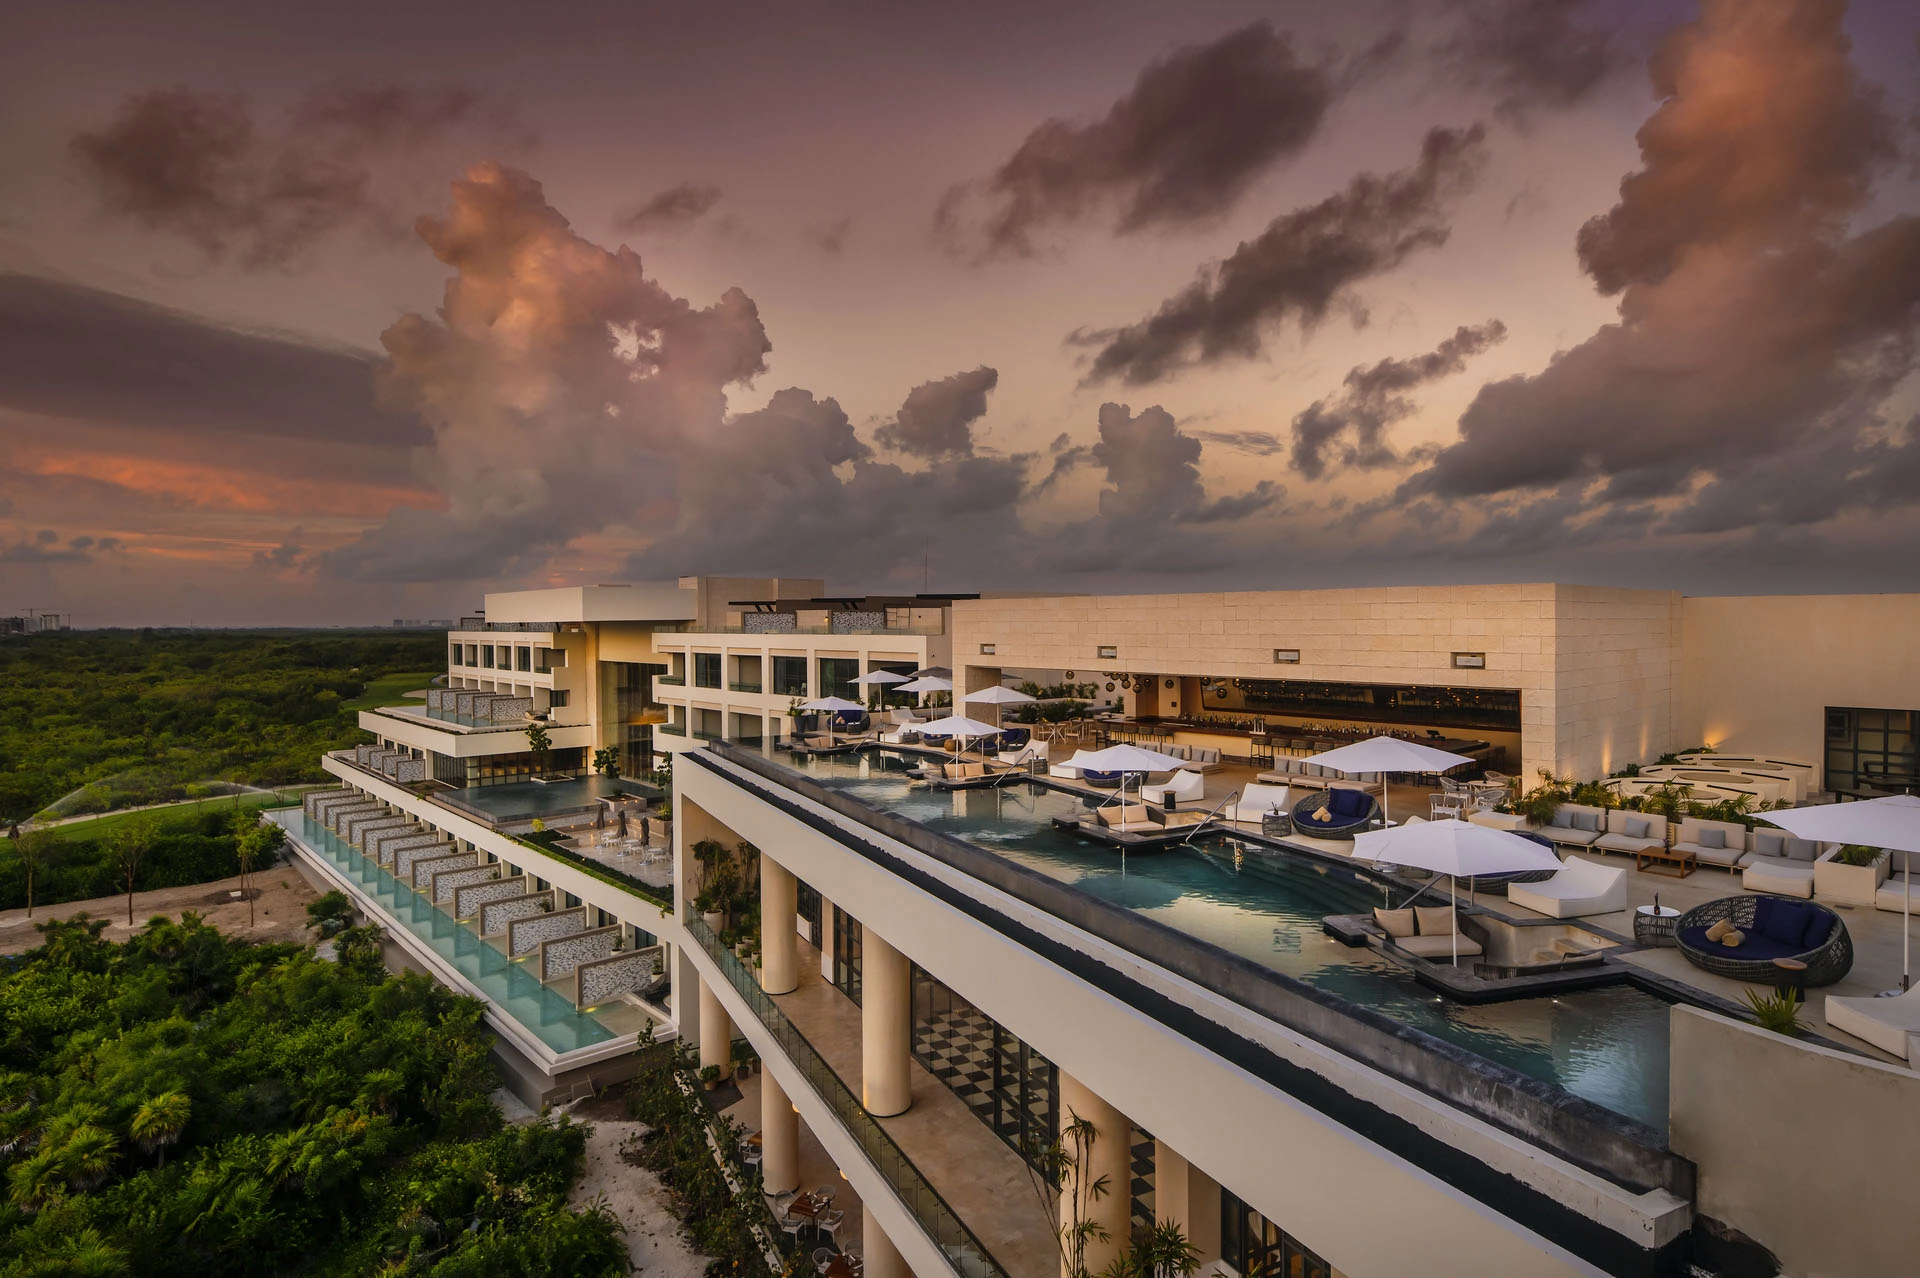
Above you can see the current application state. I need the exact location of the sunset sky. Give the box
[2,0,1917,625]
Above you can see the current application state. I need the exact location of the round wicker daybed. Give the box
[1674,895,1854,987]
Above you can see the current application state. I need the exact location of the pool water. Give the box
[792,752,1672,1128]
[437,774,642,823]
[276,813,617,1055]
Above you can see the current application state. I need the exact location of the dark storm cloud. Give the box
[71,82,514,268]
[0,531,124,564]
[1089,402,1276,524]
[0,273,424,446]
[1404,0,1920,534]
[937,22,1337,259]
[874,366,999,457]
[1290,320,1506,477]
[1441,0,1629,122]
[1076,125,1488,385]
[614,182,724,233]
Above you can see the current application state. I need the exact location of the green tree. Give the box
[527,722,553,775]
[11,823,55,917]
[592,745,620,778]
[230,813,284,929]
[130,1091,192,1168]
[106,813,158,926]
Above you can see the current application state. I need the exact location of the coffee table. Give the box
[1635,845,1697,878]
[1633,905,1682,946]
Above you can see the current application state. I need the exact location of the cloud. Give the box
[320,161,772,582]
[1074,124,1488,385]
[809,217,852,256]
[1402,0,1920,536]
[614,182,724,233]
[936,22,1337,259]
[0,531,123,564]
[0,273,424,446]
[1440,0,1629,123]
[71,82,516,268]
[874,366,999,457]
[1290,320,1506,477]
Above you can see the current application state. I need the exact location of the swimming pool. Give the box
[787,751,1672,1128]
[277,813,618,1055]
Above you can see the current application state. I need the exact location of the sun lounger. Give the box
[1223,783,1291,824]
[1141,770,1204,807]
[1373,905,1484,959]
[1824,986,1920,1062]
[1093,804,1157,832]
[1505,857,1627,919]
[1743,858,1816,898]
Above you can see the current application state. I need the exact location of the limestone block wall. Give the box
[1549,585,1681,781]
[433,863,501,905]
[456,875,528,919]
[575,947,663,1008]
[509,905,586,957]
[393,839,454,877]
[481,891,554,937]
[539,925,622,981]
[412,852,478,892]
[368,827,428,865]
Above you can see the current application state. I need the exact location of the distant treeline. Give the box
[0,629,444,823]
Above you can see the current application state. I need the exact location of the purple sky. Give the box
[1,0,1917,625]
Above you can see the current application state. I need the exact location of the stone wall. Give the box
[481,891,553,937]
[394,839,455,878]
[368,827,430,865]
[347,815,410,848]
[509,906,586,957]
[411,852,477,892]
[575,947,664,1008]
[432,863,501,905]
[327,803,383,834]
[455,875,528,919]
[393,756,427,784]
[743,612,797,634]
[303,788,350,817]
[830,610,886,634]
[539,925,622,981]
[489,696,533,723]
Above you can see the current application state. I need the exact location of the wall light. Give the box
[1097,645,1118,660]
[1451,652,1487,670]
[979,643,996,655]
[1273,648,1300,664]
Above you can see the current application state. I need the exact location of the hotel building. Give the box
[278,578,1920,1278]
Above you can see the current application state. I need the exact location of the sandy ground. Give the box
[0,869,322,955]
[559,1098,712,1278]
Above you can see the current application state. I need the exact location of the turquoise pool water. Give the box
[790,751,1672,1128]
[437,775,645,823]
[276,813,617,1055]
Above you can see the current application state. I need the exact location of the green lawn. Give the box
[39,788,312,843]
[340,668,443,713]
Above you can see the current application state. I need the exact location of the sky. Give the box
[1,0,1917,625]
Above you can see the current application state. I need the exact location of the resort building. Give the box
[283,577,1920,1278]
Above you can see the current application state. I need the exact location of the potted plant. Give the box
[1814,842,1890,906]
[699,1064,722,1091]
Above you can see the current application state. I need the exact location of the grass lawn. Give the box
[341,668,443,713]
[41,790,311,843]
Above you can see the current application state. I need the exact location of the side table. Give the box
[1633,904,1681,946]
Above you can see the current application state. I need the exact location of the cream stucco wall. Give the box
[1677,594,1920,778]
[1549,586,1681,781]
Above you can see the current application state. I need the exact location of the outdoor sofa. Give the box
[1825,986,1920,1062]
[1292,787,1379,838]
[1506,856,1630,919]
[1672,817,1751,871]
[1675,896,1853,986]
[1371,905,1485,960]
[1740,828,1824,898]
[1593,810,1668,859]
[1541,803,1608,852]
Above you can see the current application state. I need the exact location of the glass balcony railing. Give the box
[659,723,687,737]
[656,674,686,686]
[729,682,764,694]
[685,917,1006,1278]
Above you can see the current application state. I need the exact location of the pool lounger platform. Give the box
[1053,812,1219,850]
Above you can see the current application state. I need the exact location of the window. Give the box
[831,906,862,1004]
[1097,645,1118,660]
[911,964,1057,1179]
[693,652,722,688]
[979,643,996,656]
[516,645,531,672]
[1221,1190,1329,1278]
[496,645,512,669]
[451,644,464,667]
[772,656,809,697]
[482,645,494,669]
[818,657,861,702]
[549,689,569,708]
[1825,706,1917,793]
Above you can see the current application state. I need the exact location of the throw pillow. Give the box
[1706,919,1733,942]
[1754,830,1786,859]
[1414,906,1456,937]
[1572,811,1600,832]
[1313,805,1331,822]
[1551,809,1574,829]
[1799,910,1834,949]
[1624,817,1652,840]
[1373,908,1416,938]
[1761,901,1809,947]
[1698,827,1727,850]
[1785,837,1818,862]
[1722,928,1745,948]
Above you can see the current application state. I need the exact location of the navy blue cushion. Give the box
[1800,909,1835,949]
[1751,897,1778,935]
[1761,901,1812,947]
[1680,926,1799,962]
[1330,789,1368,818]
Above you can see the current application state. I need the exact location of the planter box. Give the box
[1814,850,1889,906]
[1467,811,1530,833]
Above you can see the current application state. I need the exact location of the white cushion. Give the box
[1743,859,1815,898]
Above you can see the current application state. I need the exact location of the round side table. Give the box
[1634,904,1681,947]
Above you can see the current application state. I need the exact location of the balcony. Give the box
[658,723,687,737]
[729,682,764,694]
[656,674,686,686]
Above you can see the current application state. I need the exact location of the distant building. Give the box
[392,618,455,630]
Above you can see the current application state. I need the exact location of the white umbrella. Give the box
[1305,736,1475,827]
[852,668,909,709]
[800,695,866,746]
[1351,821,1563,965]
[913,713,1002,762]
[1763,794,1920,992]
[963,684,1037,728]
[1073,743,1188,808]
[894,676,953,694]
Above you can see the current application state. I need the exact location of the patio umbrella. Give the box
[912,713,1002,762]
[1762,794,1920,992]
[615,807,628,840]
[894,676,952,694]
[1351,821,1563,965]
[853,667,909,709]
[1072,743,1189,809]
[1305,736,1476,828]
[595,802,608,829]
[800,695,867,747]
[963,684,1037,727]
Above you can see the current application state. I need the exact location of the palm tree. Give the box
[61,1123,119,1190]
[130,1091,191,1168]
[7,1147,67,1213]
[28,1226,130,1277]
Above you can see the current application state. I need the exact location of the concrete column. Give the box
[760,1068,799,1196]
[698,975,732,1076]
[1154,1139,1221,1266]
[861,927,912,1116]
[1058,1069,1131,1278]
[862,1211,908,1278]
[761,856,798,994]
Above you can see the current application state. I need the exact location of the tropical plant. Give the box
[1744,985,1803,1035]
[306,889,355,938]
[526,722,553,774]
[1105,1220,1204,1278]
[231,813,283,928]
[1835,844,1886,867]
[10,824,55,918]
[1567,780,1619,809]
[106,813,158,926]
[130,1090,192,1167]
[592,746,621,778]
[1637,781,1695,823]
[1516,771,1572,826]
[1026,1110,1113,1278]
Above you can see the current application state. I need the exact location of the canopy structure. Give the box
[799,696,867,746]
[1764,794,1920,992]
[1305,736,1476,827]
[1071,743,1189,808]
[1351,820,1562,965]
[963,684,1037,727]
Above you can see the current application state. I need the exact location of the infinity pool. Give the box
[790,751,1672,1128]
[276,813,617,1055]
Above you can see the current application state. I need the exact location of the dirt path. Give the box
[562,1106,711,1278]
[0,870,322,955]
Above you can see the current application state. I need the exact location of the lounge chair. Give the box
[1675,896,1853,986]
[1223,783,1291,825]
[1739,828,1822,898]
[1825,986,1920,1062]
[1049,750,1095,780]
[1593,811,1667,859]
[888,707,927,728]
[1541,804,1607,852]
[1506,856,1628,919]
[1672,818,1750,871]
[1093,805,1157,833]
[1292,787,1378,838]
[1372,905,1484,960]
[1141,770,1204,807]
[1875,873,1919,913]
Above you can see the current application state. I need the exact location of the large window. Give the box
[481,645,494,669]
[818,657,861,702]
[772,656,809,698]
[1220,1190,1329,1278]
[796,882,823,947]
[831,906,862,1005]
[694,652,723,689]
[1826,706,1919,793]
[516,645,532,672]
[912,964,1057,1178]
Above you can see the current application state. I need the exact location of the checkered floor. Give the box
[916,1006,999,1126]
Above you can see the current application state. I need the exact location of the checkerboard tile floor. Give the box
[916,1006,998,1125]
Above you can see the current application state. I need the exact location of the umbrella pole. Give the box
[1451,874,1459,966]
[1906,850,1912,992]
